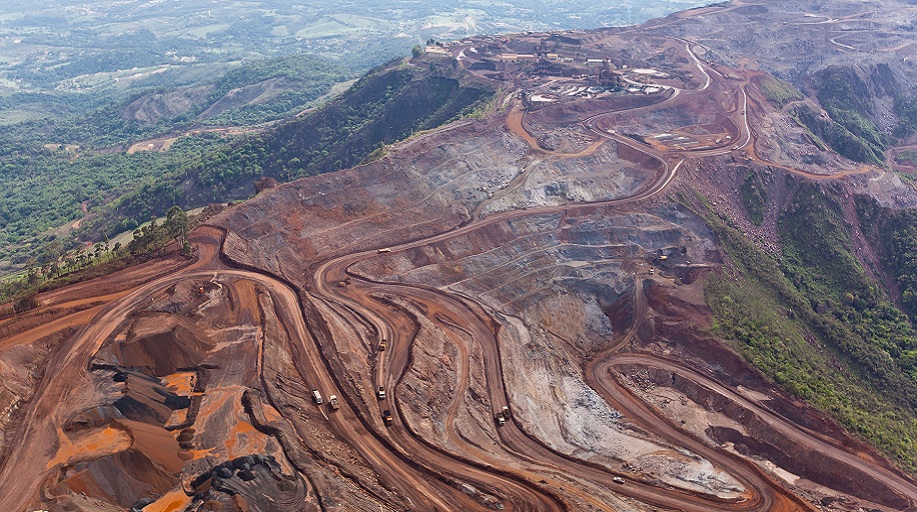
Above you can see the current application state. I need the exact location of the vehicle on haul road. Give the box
[382,410,393,426]
[312,389,323,405]
[379,339,387,351]
[328,395,340,410]
[378,248,392,253]
[501,405,510,418]
[377,386,386,400]
[496,412,506,426]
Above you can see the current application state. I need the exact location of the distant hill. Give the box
[119,54,355,127]
[80,56,495,241]
[0,1,712,277]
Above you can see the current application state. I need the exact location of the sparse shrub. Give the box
[739,170,767,226]
[13,293,38,313]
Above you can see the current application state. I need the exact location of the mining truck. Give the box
[312,389,323,405]
[328,394,340,410]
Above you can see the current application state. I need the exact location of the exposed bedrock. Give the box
[616,361,912,509]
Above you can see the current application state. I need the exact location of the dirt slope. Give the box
[4,1,917,511]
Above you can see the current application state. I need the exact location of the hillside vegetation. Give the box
[793,105,885,167]
[857,198,917,321]
[702,181,917,472]
[0,137,229,271]
[1,55,461,273]
[756,74,802,108]
[0,54,353,150]
[739,169,768,226]
[0,53,351,273]
[792,66,888,167]
[80,62,494,243]
[183,54,355,126]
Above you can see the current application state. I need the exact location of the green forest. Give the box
[81,62,494,245]
[0,135,230,271]
[0,53,357,273]
[0,54,493,279]
[0,54,354,150]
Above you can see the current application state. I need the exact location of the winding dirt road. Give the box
[314,251,814,511]
[2,25,916,512]
[291,35,913,510]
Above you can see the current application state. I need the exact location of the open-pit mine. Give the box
[4,0,917,511]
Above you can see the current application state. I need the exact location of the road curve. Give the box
[2,27,911,511]
[318,265,814,511]
[607,354,917,506]
[294,40,910,509]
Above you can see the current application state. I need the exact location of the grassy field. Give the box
[186,24,231,38]
[296,21,364,38]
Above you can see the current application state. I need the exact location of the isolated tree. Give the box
[62,254,74,273]
[26,267,40,286]
[40,240,63,267]
[163,205,189,240]
[13,294,38,314]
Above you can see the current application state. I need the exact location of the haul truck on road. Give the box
[496,406,511,426]
[312,389,323,405]
[328,395,340,410]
